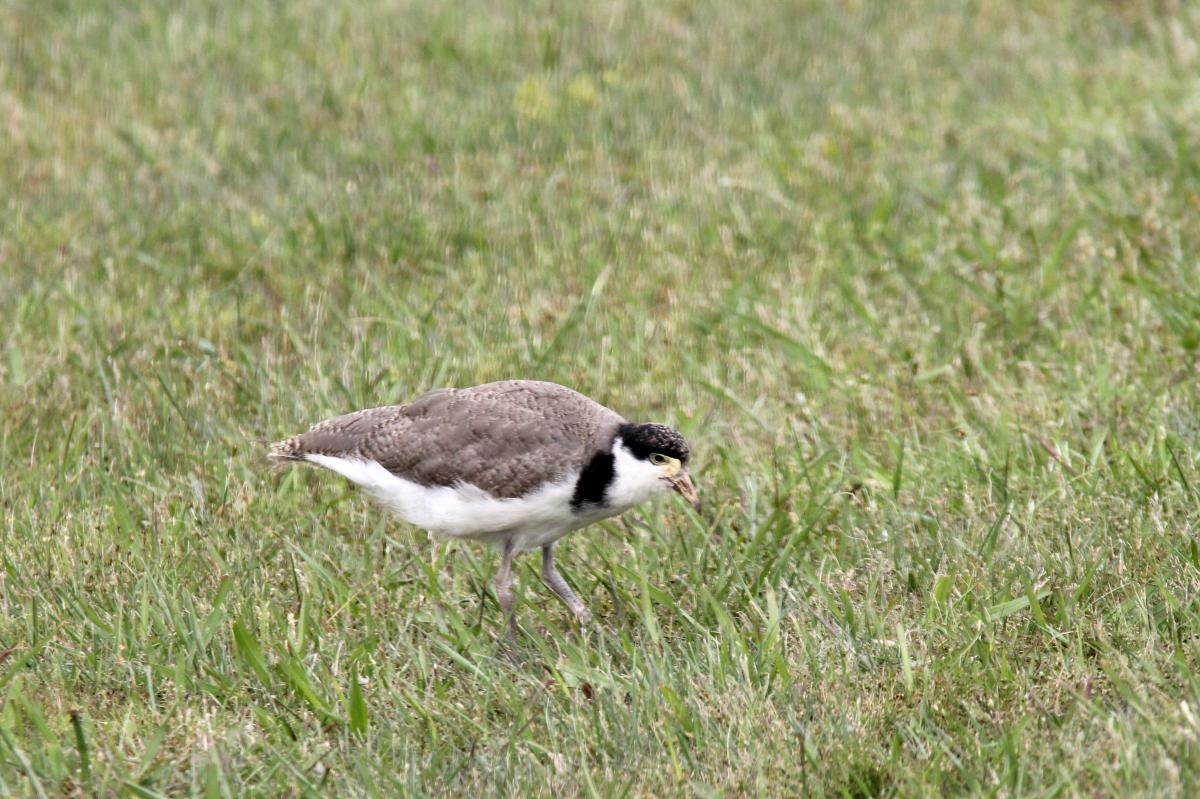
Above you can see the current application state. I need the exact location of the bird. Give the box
[268,379,699,633]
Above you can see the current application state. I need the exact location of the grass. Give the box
[3,0,1200,794]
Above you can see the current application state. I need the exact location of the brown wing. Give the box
[269,380,624,498]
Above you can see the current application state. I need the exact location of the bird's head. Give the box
[614,422,700,512]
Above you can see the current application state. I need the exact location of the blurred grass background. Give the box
[4,0,1200,795]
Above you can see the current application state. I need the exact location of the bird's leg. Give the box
[542,544,592,625]
[496,537,518,637]
[432,536,454,586]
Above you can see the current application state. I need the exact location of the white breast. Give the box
[303,454,596,551]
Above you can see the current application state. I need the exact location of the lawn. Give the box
[4,0,1200,795]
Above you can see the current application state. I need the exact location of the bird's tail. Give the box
[267,437,305,462]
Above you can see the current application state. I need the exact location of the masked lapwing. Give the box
[269,380,699,633]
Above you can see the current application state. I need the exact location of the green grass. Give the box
[4,0,1200,795]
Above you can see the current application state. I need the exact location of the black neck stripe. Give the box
[571,450,615,511]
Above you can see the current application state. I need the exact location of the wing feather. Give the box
[269,380,624,498]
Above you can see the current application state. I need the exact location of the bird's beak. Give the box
[668,471,701,512]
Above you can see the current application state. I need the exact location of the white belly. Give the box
[303,455,615,551]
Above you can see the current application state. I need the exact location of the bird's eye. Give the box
[650,453,668,465]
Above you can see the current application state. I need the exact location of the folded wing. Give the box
[269,380,624,498]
